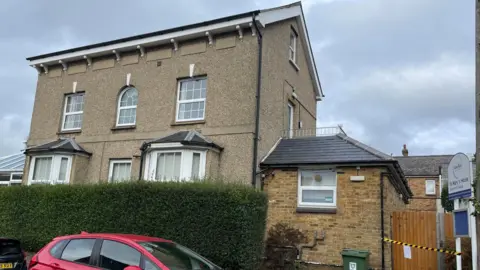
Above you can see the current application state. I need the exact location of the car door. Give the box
[49,238,100,270]
[97,240,142,270]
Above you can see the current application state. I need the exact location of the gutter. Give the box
[251,13,263,187]
[380,172,388,270]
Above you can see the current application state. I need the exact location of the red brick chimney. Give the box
[402,144,409,157]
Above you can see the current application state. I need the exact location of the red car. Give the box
[29,232,222,270]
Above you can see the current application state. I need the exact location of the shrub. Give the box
[444,238,472,269]
[262,223,307,270]
[0,181,268,269]
[441,184,454,212]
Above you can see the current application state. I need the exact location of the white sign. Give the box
[403,245,412,259]
[349,262,357,270]
[448,153,472,200]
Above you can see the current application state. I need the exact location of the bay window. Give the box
[298,170,337,208]
[28,155,72,185]
[146,150,206,181]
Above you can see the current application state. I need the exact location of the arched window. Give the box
[116,87,138,126]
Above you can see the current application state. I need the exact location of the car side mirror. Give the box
[124,266,142,270]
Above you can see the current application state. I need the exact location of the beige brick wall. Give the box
[406,176,439,211]
[264,166,406,269]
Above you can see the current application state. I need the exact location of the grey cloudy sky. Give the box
[0,0,474,157]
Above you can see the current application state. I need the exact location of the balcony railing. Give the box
[282,125,346,139]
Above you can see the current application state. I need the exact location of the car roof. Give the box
[54,233,172,243]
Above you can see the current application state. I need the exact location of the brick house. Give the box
[23,2,322,185]
[260,128,412,269]
[395,145,453,212]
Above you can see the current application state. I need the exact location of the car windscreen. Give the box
[138,241,220,270]
[0,240,21,256]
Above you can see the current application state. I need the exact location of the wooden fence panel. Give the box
[392,211,438,270]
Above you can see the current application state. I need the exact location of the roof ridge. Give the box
[336,133,393,160]
[394,154,454,158]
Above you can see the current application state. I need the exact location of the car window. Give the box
[0,239,21,256]
[99,240,141,270]
[139,242,216,270]
[60,239,96,265]
[50,240,68,259]
[144,258,161,270]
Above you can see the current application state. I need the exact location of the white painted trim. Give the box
[287,102,294,138]
[425,179,436,195]
[297,170,337,208]
[108,159,132,182]
[261,137,282,163]
[28,155,72,185]
[175,77,207,122]
[149,142,184,149]
[116,87,138,126]
[28,17,252,66]
[61,93,84,132]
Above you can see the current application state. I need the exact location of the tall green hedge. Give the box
[0,181,268,269]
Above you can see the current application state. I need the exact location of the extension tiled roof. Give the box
[261,133,394,166]
[0,153,25,172]
[394,155,453,177]
[25,138,91,156]
[143,131,223,151]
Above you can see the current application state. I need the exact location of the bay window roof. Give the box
[142,131,223,151]
[25,138,91,156]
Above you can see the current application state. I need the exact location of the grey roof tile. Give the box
[146,130,223,151]
[25,138,91,156]
[262,134,393,165]
[394,155,453,176]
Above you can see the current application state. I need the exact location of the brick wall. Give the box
[263,166,406,269]
[405,177,439,211]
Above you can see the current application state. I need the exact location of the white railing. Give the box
[282,125,346,139]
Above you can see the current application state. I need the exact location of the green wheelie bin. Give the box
[341,249,370,270]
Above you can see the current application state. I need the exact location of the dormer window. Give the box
[117,87,138,126]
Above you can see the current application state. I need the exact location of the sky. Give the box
[0,0,475,157]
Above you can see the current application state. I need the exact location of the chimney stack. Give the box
[402,144,409,157]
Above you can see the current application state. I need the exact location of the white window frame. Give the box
[298,170,337,208]
[287,103,294,138]
[289,31,297,63]
[9,173,22,185]
[175,78,207,123]
[61,93,84,131]
[145,149,206,181]
[116,87,138,127]
[425,179,436,195]
[27,155,72,185]
[108,159,132,182]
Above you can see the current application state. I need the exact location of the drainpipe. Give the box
[251,13,263,187]
[380,172,388,270]
[138,143,148,180]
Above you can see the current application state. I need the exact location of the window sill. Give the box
[171,120,206,126]
[57,130,82,135]
[111,125,136,131]
[296,207,336,214]
[289,59,300,72]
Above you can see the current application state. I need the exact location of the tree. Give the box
[441,184,454,212]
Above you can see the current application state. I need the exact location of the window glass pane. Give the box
[177,101,205,120]
[120,88,138,107]
[58,157,68,181]
[302,190,334,204]
[118,108,136,125]
[139,242,216,270]
[32,157,52,181]
[111,162,131,182]
[145,258,161,270]
[301,171,335,186]
[426,180,435,194]
[192,153,200,179]
[99,240,141,270]
[156,153,181,180]
[60,239,96,264]
[11,174,22,180]
[179,79,207,102]
[0,175,9,182]
[64,114,83,129]
[66,94,84,113]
